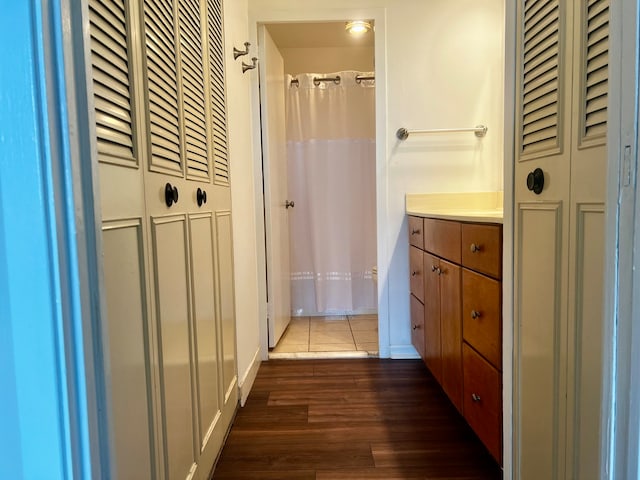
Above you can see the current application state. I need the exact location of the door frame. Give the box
[249,8,389,360]
[602,0,640,477]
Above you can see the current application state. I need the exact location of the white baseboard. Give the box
[238,348,261,407]
[389,344,420,359]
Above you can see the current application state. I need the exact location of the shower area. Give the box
[260,22,378,356]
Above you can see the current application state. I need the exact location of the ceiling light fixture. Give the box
[345,20,372,35]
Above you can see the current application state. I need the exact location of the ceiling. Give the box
[265,21,375,49]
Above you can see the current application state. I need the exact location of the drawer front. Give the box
[408,216,424,249]
[409,246,424,302]
[463,343,502,464]
[424,218,461,263]
[410,294,425,359]
[462,269,502,369]
[461,223,502,279]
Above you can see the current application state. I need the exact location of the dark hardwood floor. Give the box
[212,359,502,480]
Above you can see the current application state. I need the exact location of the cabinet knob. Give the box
[470,243,481,253]
[471,310,481,319]
[411,270,419,277]
[197,187,207,207]
[526,167,545,194]
[411,229,421,235]
[471,393,481,402]
[285,199,295,209]
[165,183,179,207]
[412,324,419,330]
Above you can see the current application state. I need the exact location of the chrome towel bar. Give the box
[396,125,488,140]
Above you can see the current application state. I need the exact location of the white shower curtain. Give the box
[286,71,377,316]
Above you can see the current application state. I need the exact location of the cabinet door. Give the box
[439,259,462,413]
[423,253,442,383]
[410,294,425,359]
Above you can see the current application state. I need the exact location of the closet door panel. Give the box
[90,0,159,477]
[188,214,221,451]
[214,210,237,404]
[516,203,566,480]
[102,220,155,479]
[151,215,197,480]
[515,0,572,477]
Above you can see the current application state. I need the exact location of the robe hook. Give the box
[233,42,250,60]
[242,57,258,73]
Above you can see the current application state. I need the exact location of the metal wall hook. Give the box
[233,42,250,60]
[242,57,258,73]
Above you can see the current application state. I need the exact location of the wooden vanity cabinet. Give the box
[408,215,503,464]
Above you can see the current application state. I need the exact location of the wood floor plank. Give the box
[211,359,501,479]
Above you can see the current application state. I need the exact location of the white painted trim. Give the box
[389,345,420,360]
[603,0,640,477]
[57,0,110,477]
[502,0,515,477]
[248,6,390,359]
[238,348,262,407]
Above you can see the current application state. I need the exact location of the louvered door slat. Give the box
[90,0,137,166]
[143,0,182,173]
[519,0,561,157]
[207,0,229,185]
[523,66,557,96]
[178,0,209,179]
[581,0,609,141]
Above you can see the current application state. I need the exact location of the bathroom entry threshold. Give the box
[269,315,379,359]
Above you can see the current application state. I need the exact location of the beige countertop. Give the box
[406,192,504,224]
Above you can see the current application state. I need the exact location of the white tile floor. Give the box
[269,314,379,359]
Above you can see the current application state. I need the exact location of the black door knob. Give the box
[197,188,207,207]
[165,183,179,207]
[526,168,544,194]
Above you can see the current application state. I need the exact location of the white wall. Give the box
[280,46,374,74]
[248,0,505,359]
[223,0,263,403]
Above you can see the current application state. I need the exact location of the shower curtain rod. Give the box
[290,74,375,87]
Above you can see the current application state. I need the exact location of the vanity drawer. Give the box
[409,246,424,302]
[461,223,502,279]
[408,216,424,249]
[462,269,501,369]
[463,343,502,464]
[410,294,425,359]
[424,218,461,263]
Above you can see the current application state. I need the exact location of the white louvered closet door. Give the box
[205,0,238,430]
[514,0,609,478]
[565,0,609,478]
[89,0,158,478]
[514,1,572,476]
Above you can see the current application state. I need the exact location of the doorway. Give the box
[258,21,379,358]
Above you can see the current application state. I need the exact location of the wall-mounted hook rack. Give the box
[242,57,258,73]
[233,42,250,60]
